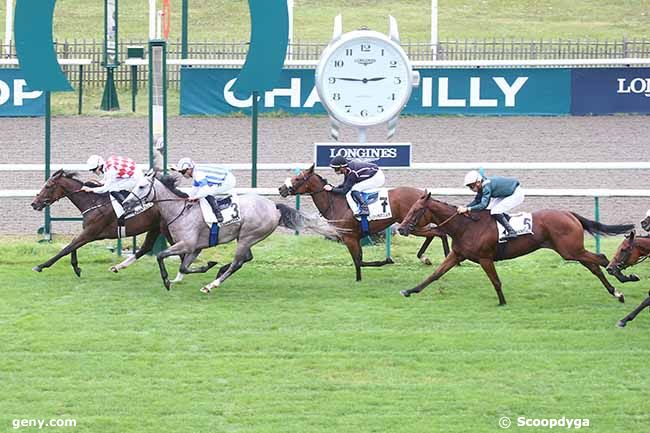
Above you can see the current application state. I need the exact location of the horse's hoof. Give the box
[618,294,625,303]
[74,268,82,278]
[629,274,640,282]
[200,287,211,294]
[32,266,42,272]
[110,266,119,273]
[400,290,411,298]
[616,320,627,328]
[386,257,395,265]
[163,279,171,291]
[421,257,432,266]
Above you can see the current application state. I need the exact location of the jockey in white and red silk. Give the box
[323,155,385,217]
[81,155,143,202]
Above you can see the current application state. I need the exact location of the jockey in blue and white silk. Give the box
[175,157,236,223]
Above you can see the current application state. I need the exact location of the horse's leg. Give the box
[174,250,218,282]
[156,241,194,290]
[441,235,450,258]
[201,245,253,294]
[416,236,434,265]
[70,249,81,277]
[33,232,94,273]
[617,293,650,327]
[110,229,159,273]
[342,237,363,281]
[575,250,625,303]
[400,251,463,297]
[479,258,507,306]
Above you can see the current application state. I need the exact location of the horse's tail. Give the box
[571,212,634,236]
[276,203,341,239]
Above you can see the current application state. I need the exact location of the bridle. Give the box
[288,171,335,218]
[130,175,190,227]
[614,238,650,270]
[404,196,479,234]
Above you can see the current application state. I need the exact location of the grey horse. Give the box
[123,171,335,294]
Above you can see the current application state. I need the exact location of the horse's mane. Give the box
[157,173,189,198]
[54,170,101,187]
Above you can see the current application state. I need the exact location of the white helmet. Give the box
[176,157,195,172]
[463,170,483,186]
[86,155,105,171]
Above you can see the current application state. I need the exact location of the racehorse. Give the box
[30,169,189,277]
[397,190,634,305]
[123,171,335,294]
[278,164,449,281]
[606,231,650,327]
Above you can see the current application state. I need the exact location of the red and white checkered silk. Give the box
[105,156,137,178]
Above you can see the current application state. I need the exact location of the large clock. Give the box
[315,16,419,135]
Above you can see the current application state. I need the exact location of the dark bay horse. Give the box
[30,169,174,276]
[606,231,650,327]
[278,164,449,281]
[398,191,634,305]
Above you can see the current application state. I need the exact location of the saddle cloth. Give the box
[200,194,241,227]
[110,195,153,220]
[497,212,533,243]
[345,188,392,221]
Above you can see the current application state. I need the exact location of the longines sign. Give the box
[313,143,412,168]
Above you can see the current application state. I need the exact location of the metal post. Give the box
[181,0,188,59]
[251,91,258,188]
[101,0,120,111]
[43,90,51,240]
[431,0,438,59]
[295,195,300,235]
[594,196,601,253]
[130,65,138,112]
[117,238,122,256]
[78,65,84,114]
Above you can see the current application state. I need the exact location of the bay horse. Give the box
[123,171,336,293]
[606,231,650,327]
[278,163,449,281]
[398,190,634,305]
[30,169,198,277]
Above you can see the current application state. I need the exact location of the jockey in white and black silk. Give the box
[325,155,385,217]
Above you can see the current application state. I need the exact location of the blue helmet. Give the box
[329,155,348,168]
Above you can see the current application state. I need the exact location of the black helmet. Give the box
[330,155,349,168]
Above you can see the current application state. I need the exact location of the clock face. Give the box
[317,33,412,127]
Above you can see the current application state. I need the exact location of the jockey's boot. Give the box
[206,195,224,223]
[642,216,650,232]
[494,213,517,239]
[351,191,370,217]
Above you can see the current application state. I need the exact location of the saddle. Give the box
[345,188,392,221]
[496,212,533,243]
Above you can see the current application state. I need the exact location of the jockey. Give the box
[457,170,524,240]
[83,154,142,200]
[642,210,650,232]
[174,157,236,223]
[323,155,385,217]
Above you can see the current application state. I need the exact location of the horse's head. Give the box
[123,170,155,212]
[607,231,645,275]
[278,163,326,197]
[31,169,75,211]
[398,190,432,237]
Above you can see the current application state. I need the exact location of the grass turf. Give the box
[0,233,648,432]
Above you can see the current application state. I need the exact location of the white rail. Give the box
[3,162,650,172]
[123,57,650,68]
[0,59,92,66]
[4,188,650,199]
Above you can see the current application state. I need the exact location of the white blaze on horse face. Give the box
[284,178,292,189]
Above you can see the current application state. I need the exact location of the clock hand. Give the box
[334,77,364,82]
[366,77,386,82]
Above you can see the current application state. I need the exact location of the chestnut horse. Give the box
[606,231,650,327]
[278,164,449,281]
[398,191,634,305]
[30,170,202,277]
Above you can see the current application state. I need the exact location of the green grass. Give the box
[1,234,649,432]
[1,1,647,42]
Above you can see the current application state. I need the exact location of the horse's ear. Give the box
[145,168,155,178]
[629,230,636,240]
[426,190,431,200]
[307,163,315,173]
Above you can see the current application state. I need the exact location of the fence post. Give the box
[594,196,601,253]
